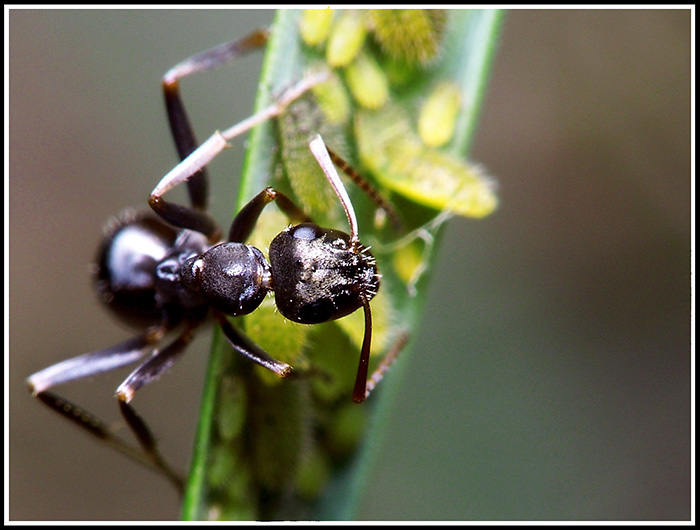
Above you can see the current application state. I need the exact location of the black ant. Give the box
[26,30,401,490]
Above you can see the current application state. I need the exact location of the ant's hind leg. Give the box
[150,72,330,238]
[116,321,200,403]
[27,329,164,395]
[34,390,185,494]
[117,400,185,494]
[150,29,271,240]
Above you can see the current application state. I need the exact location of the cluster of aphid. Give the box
[298,9,498,218]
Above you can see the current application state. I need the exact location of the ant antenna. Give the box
[308,134,360,244]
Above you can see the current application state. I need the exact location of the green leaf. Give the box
[182,8,503,521]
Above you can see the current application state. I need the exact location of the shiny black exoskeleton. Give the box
[97,213,379,331]
[85,181,380,405]
[269,223,379,324]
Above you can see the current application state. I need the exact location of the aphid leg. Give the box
[34,390,184,494]
[384,209,453,296]
[214,311,293,377]
[162,28,269,211]
[26,330,165,395]
[325,145,403,232]
[362,331,410,401]
[116,321,200,403]
[228,186,312,243]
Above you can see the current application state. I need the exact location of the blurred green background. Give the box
[9,8,690,521]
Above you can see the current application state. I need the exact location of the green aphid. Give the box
[419,81,462,147]
[305,322,360,403]
[326,10,367,67]
[294,444,332,501]
[215,375,248,441]
[369,9,447,65]
[299,8,334,46]
[311,70,352,125]
[379,53,420,88]
[206,446,256,520]
[248,378,312,492]
[206,443,244,490]
[210,498,257,523]
[325,401,368,460]
[247,299,310,386]
[344,50,389,109]
[392,239,426,290]
[276,95,348,226]
[356,105,498,218]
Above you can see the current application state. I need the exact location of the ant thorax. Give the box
[179,242,271,317]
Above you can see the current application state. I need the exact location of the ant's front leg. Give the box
[215,311,292,377]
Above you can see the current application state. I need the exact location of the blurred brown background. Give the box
[9,8,691,521]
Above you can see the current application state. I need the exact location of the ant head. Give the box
[268,222,379,325]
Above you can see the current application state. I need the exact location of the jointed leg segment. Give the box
[228,186,312,243]
[161,28,269,211]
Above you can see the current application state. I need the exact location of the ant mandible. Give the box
[27,28,400,463]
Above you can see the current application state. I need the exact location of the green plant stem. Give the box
[182,9,504,521]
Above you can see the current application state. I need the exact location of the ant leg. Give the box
[149,70,330,237]
[27,329,164,395]
[34,390,184,494]
[148,194,221,242]
[151,29,270,239]
[117,400,185,494]
[228,187,312,243]
[162,28,269,211]
[116,322,200,403]
[214,311,292,377]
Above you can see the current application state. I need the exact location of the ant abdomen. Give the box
[94,212,181,328]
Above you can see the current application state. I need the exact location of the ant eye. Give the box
[298,298,335,323]
[290,223,324,241]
